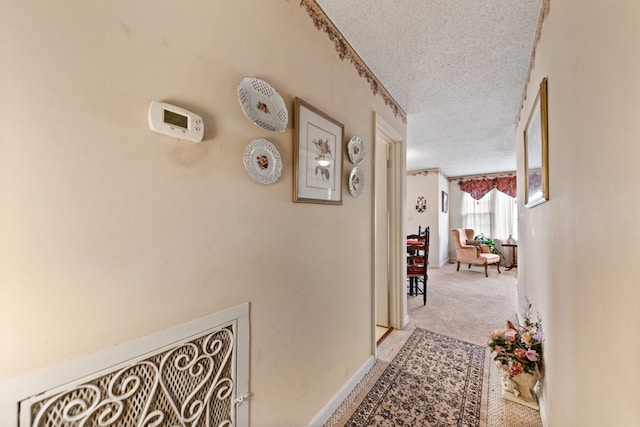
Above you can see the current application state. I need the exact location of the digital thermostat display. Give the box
[148,101,204,142]
[164,110,188,129]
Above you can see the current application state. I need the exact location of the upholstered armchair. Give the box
[451,229,501,277]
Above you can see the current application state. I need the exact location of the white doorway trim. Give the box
[373,113,406,352]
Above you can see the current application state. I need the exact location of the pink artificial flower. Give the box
[521,331,533,347]
[491,329,505,340]
[526,349,539,361]
[509,362,524,377]
[504,328,518,342]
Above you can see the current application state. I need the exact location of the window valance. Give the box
[457,175,516,200]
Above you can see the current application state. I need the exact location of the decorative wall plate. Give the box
[243,138,282,184]
[347,136,365,165]
[237,77,288,133]
[348,167,364,197]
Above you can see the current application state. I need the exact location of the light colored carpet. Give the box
[324,263,542,427]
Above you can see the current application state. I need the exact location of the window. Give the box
[461,189,517,241]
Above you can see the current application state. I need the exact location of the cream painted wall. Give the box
[437,172,450,267]
[516,1,640,425]
[406,171,449,267]
[447,184,465,262]
[0,1,406,426]
[406,172,437,261]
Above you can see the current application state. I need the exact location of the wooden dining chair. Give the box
[407,226,429,305]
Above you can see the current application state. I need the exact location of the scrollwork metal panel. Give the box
[21,325,237,427]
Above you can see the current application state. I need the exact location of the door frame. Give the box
[373,113,406,353]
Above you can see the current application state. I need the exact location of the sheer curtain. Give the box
[461,189,517,240]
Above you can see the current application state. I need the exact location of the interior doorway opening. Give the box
[373,114,406,352]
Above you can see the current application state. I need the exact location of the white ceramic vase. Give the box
[501,371,540,410]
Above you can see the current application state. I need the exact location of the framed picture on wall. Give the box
[524,77,549,208]
[293,98,344,205]
[442,191,448,213]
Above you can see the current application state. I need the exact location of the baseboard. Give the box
[307,355,375,427]
[539,390,549,426]
[540,400,549,426]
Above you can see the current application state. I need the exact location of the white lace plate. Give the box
[348,167,364,197]
[237,77,288,133]
[243,138,282,185]
[347,136,365,165]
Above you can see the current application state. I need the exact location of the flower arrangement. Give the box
[488,302,544,377]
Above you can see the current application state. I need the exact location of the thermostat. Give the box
[148,101,204,142]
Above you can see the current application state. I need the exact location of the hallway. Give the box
[327,264,542,426]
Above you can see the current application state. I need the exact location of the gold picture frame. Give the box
[442,191,448,213]
[293,98,344,205]
[524,77,549,208]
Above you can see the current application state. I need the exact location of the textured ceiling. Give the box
[314,0,542,177]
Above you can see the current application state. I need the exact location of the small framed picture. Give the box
[442,191,448,213]
[293,98,344,205]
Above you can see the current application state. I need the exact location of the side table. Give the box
[502,243,518,270]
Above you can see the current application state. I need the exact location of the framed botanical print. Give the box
[293,98,344,204]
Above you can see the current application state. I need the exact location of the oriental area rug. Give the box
[344,328,486,426]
